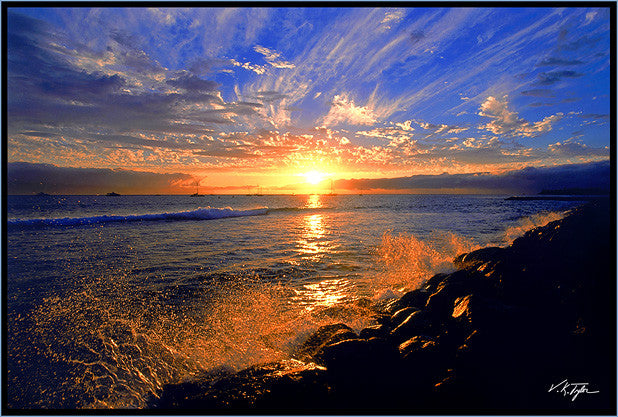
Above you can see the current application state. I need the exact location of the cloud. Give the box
[187,57,234,75]
[548,140,609,158]
[336,160,610,194]
[409,30,425,44]
[558,34,601,51]
[253,45,295,69]
[536,57,584,67]
[417,121,469,135]
[395,120,414,131]
[252,90,288,103]
[231,59,267,74]
[584,11,597,25]
[478,96,563,137]
[7,161,194,195]
[166,73,219,92]
[520,89,555,98]
[6,11,270,153]
[380,10,404,29]
[320,94,377,126]
[535,70,584,86]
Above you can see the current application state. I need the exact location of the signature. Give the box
[548,379,599,401]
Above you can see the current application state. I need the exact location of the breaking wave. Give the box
[7,207,270,228]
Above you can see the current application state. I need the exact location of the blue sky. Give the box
[6,6,611,193]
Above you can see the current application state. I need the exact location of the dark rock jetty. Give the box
[153,202,615,413]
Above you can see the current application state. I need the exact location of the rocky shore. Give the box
[152,202,615,413]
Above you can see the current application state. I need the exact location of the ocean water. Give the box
[6,194,584,409]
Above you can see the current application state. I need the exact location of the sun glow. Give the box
[303,170,328,185]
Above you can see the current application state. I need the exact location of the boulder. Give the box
[316,337,399,373]
[390,310,434,342]
[451,293,518,332]
[359,324,389,339]
[390,306,420,327]
[155,360,329,409]
[424,270,491,318]
[453,246,505,270]
[293,323,357,361]
[398,335,436,358]
[423,273,449,292]
[390,289,430,311]
[397,335,449,391]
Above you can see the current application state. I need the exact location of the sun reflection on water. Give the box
[294,194,356,310]
[304,194,323,209]
[301,278,350,308]
[297,214,326,259]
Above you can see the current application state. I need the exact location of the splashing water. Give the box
[370,210,569,296]
[6,195,582,409]
[18,271,376,409]
[502,210,567,243]
[373,231,483,294]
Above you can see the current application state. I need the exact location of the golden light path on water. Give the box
[294,194,355,310]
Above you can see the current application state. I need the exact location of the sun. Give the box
[303,170,328,185]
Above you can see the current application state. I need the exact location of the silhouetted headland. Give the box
[507,187,610,201]
[152,202,614,413]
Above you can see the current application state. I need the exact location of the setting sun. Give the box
[303,170,328,185]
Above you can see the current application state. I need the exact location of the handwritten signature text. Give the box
[548,379,599,401]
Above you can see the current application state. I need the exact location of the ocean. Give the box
[5,194,584,409]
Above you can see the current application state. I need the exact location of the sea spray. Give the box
[502,210,567,243]
[369,210,569,298]
[374,230,483,294]
[19,270,374,409]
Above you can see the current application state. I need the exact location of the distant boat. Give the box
[106,192,121,196]
[191,178,206,196]
[190,183,200,197]
[327,179,337,196]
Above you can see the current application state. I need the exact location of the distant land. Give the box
[538,187,610,195]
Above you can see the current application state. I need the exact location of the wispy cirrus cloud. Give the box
[253,45,295,69]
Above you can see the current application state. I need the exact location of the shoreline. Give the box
[152,201,615,413]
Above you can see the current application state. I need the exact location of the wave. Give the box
[7,207,270,228]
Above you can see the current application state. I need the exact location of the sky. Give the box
[6,6,612,194]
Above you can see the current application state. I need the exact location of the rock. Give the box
[451,293,518,332]
[390,310,433,342]
[316,338,369,368]
[398,335,436,357]
[397,335,449,391]
[155,360,329,409]
[424,270,491,318]
[453,246,505,270]
[293,323,357,361]
[390,306,419,327]
[318,337,399,376]
[391,289,430,311]
[423,272,449,292]
[359,324,389,339]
